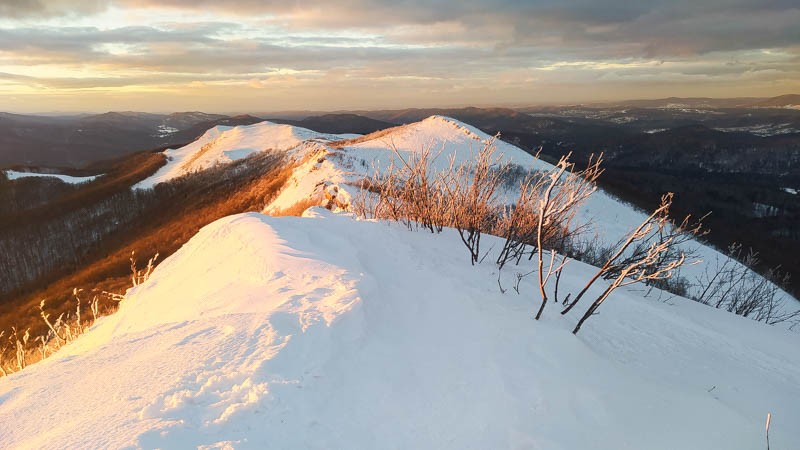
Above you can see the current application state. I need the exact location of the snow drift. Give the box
[0,211,797,449]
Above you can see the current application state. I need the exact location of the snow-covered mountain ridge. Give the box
[2,115,798,449]
[255,115,797,313]
[134,121,355,189]
[131,115,798,314]
[0,211,797,449]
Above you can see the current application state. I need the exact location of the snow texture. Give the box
[0,211,797,449]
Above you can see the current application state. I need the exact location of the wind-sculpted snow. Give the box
[0,211,798,449]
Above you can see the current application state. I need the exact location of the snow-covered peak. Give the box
[343,115,543,170]
[266,115,798,315]
[267,114,551,215]
[135,121,351,189]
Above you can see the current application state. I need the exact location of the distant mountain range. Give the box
[1,94,798,170]
[749,94,800,108]
[568,94,800,110]
[0,112,260,169]
[268,113,393,135]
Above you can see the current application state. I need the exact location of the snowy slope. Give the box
[134,121,351,189]
[270,115,658,244]
[265,115,797,312]
[343,115,549,172]
[333,116,668,244]
[268,115,545,213]
[266,115,548,214]
[0,211,797,449]
[4,170,99,184]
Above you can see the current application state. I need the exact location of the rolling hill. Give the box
[749,94,800,109]
[0,112,255,169]
[270,113,393,135]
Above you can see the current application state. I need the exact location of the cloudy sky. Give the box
[1,0,798,113]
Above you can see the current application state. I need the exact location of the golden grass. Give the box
[271,197,320,217]
[0,154,296,373]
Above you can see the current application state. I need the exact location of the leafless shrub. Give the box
[766,412,772,450]
[354,145,442,232]
[353,144,606,319]
[353,140,508,263]
[90,295,99,323]
[352,142,794,331]
[493,180,543,269]
[489,153,602,319]
[646,274,691,299]
[0,331,7,376]
[533,154,603,319]
[695,243,799,325]
[39,299,67,345]
[445,145,507,264]
[494,154,601,272]
[130,251,159,287]
[353,142,793,333]
[497,163,534,191]
[565,237,615,270]
[10,327,29,371]
[1,249,160,378]
[565,193,704,334]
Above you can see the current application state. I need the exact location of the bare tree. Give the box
[130,251,159,287]
[695,243,799,325]
[446,143,507,264]
[533,154,602,319]
[0,331,7,377]
[568,193,704,334]
[494,177,543,270]
[353,140,508,264]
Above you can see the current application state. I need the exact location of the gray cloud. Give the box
[2,1,799,58]
[0,0,798,110]
[0,18,797,87]
[0,0,106,18]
